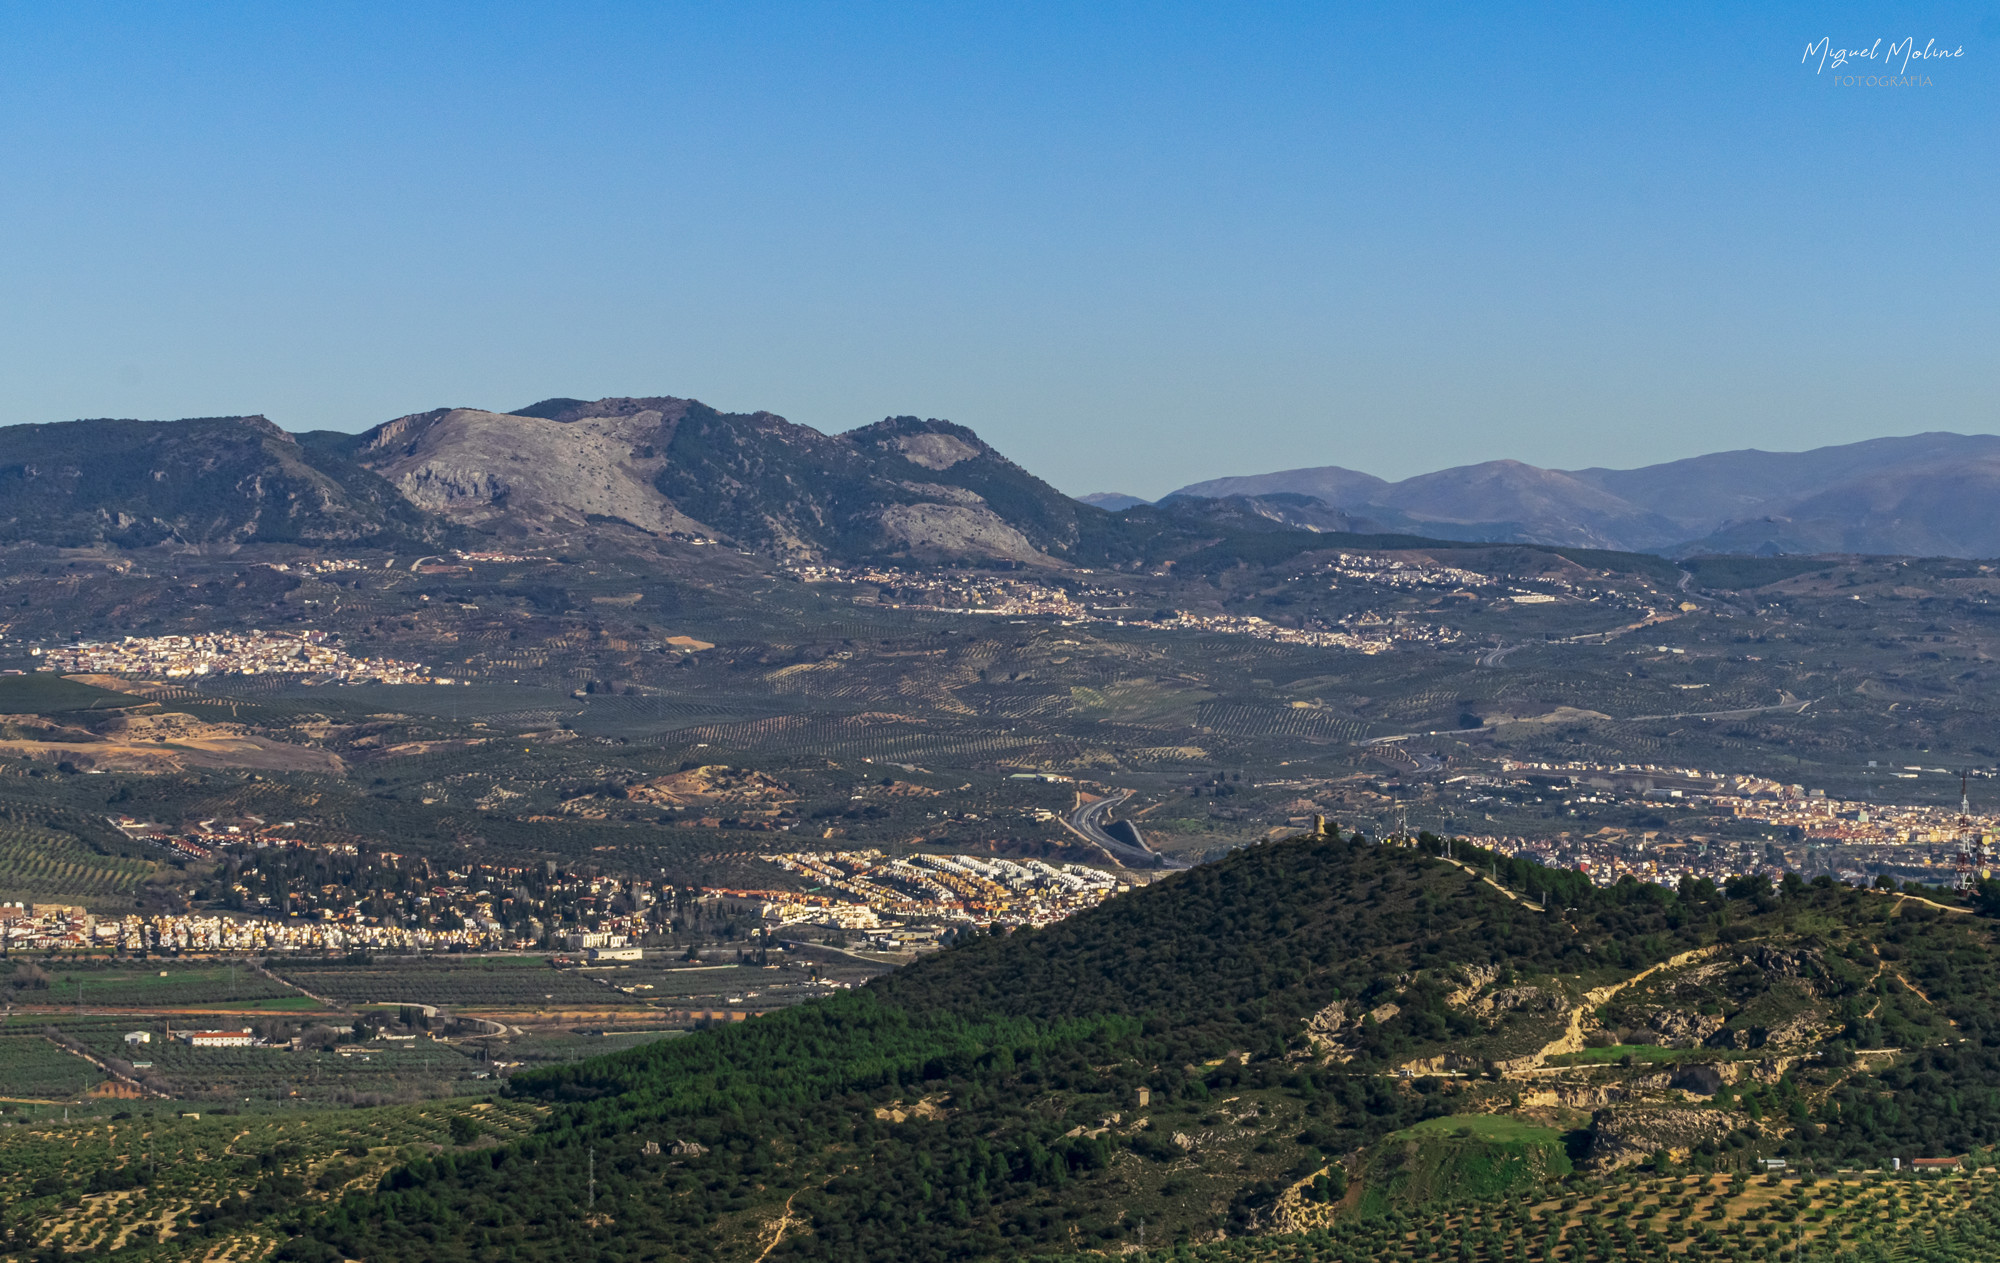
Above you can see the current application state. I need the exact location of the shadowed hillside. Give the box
[255,830,2000,1263]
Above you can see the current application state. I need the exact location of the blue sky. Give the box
[0,3,1994,497]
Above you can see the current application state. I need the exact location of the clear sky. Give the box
[1,3,1994,498]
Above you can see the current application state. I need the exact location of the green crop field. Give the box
[0,674,144,715]
[503,1028,685,1066]
[272,958,640,1009]
[0,1033,104,1100]
[129,1041,488,1104]
[30,962,310,1009]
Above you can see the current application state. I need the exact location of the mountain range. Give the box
[0,415,449,551]
[1137,432,2000,558]
[3,399,1999,561]
[0,398,1095,564]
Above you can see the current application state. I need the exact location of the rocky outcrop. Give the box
[1304,1000,1352,1058]
[1649,1010,1726,1047]
[1533,945,1726,1065]
[351,398,1094,563]
[1267,1164,1347,1235]
[1304,999,1402,1061]
[1669,1064,1724,1097]
[1587,1105,1737,1169]
[1761,1010,1838,1049]
[359,406,712,539]
[875,503,1048,565]
[1468,985,1556,1020]
[1741,945,1827,984]
[887,431,982,470]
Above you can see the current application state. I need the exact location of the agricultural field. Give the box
[1097,1165,2000,1262]
[0,1032,104,1100]
[503,1027,684,1067]
[0,1096,547,1260]
[0,949,719,1106]
[0,674,147,716]
[122,1038,489,1105]
[270,956,641,1010]
[0,823,158,906]
[582,958,861,1015]
[0,1007,687,1106]
[23,961,311,1010]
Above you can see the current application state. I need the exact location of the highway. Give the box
[1067,790,1179,868]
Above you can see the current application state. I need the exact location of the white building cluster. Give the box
[788,563,1460,651]
[1317,553,1499,591]
[788,563,1095,618]
[122,912,506,953]
[1145,610,1447,652]
[40,630,439,684]
[262,558,376,576]
[757,850,1125,927]
[0,902,98,951]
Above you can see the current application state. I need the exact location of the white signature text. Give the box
[1803,37,1963,74]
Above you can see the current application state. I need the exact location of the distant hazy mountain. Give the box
[341,396,1094,565]
[1164,432,2000,558]
[1074,491,1149,511]
[1172,464,1391,507]
[12,405,2000,562]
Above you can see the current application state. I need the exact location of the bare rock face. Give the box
[349,396,1091,564]
[1761,1010,1837,1049]
[358,406,712,539]
[1649,1010,1726,1047]
[1740,945,1825,981]
[1587,1105,1737,1169]
[1304,999,1349,1049]
[889,431,982,470]
[876,503,1048,565]
[1669,1063,1725,1096]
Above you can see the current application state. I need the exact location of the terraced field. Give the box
[0,824,157,901]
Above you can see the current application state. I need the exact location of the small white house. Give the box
[123,1031,151,1046]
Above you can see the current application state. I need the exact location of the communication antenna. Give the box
[588,1147,597,1210]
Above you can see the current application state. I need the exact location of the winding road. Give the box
[1476,643,1524,668]
[1067,790,1179,868]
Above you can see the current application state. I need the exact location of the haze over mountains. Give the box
[0,397,1094,564]
[4,398,2000,561]
[1137,432,2000,559]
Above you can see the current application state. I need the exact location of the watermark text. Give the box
[1803,37,1962,74]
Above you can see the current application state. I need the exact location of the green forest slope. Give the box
[38,830,2000,1263]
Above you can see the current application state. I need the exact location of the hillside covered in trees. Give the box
[219,830,2000,1262]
